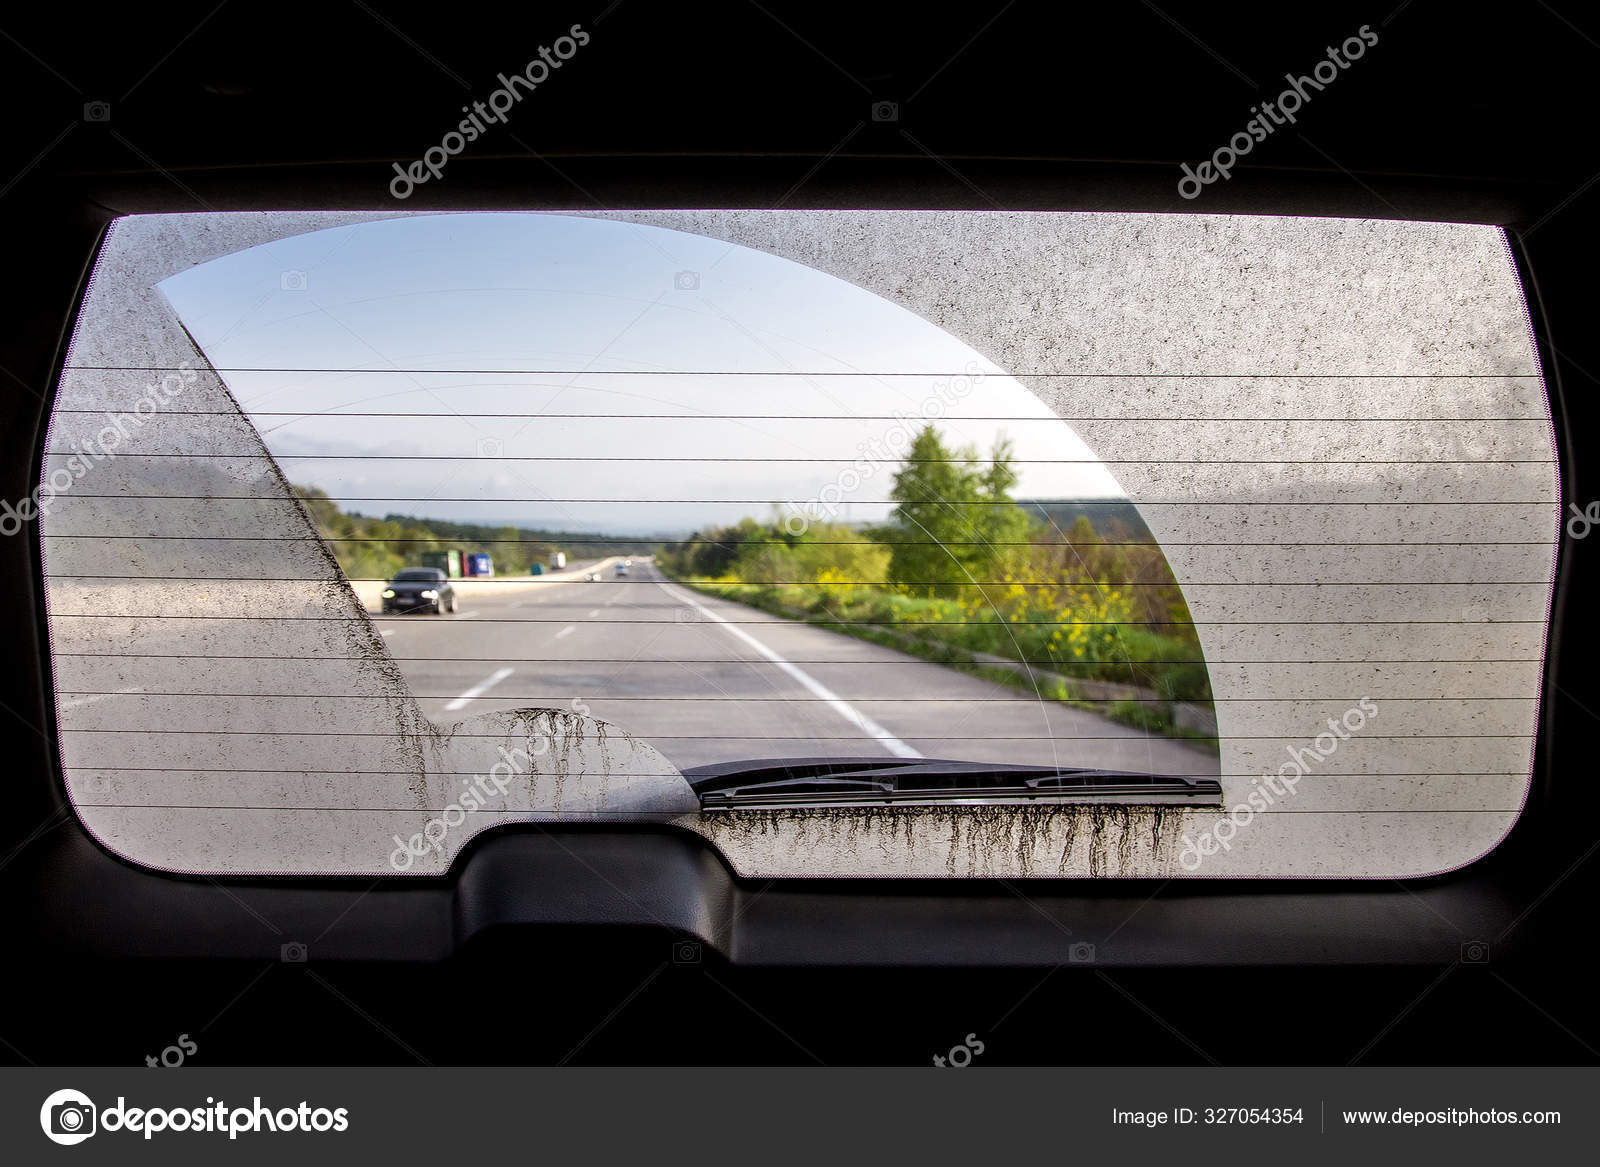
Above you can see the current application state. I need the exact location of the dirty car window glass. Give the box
[40,211,1554,878]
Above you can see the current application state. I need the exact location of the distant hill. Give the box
[374,513,667,559]
[1015,498,1154,542]
[293,485,668,579]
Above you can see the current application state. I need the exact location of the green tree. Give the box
[970,433,1031,578]
[887,426,977,596]
[493,525,523,571]
[887,426,1028,597]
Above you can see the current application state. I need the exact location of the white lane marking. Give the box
[667,586,922,759]
[455,611,479,620]
[443,666,514,711]
[554,625,576,640]
[60,686,144,710]
[587,609,600,619]
[379,629,393,638]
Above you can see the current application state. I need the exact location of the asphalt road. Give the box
[376,558,1219,775]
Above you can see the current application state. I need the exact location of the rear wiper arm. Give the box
[685,757,1223,809]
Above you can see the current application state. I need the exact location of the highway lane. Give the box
[375,558,1219,775]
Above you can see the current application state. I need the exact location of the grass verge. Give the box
[667,574,1218,749]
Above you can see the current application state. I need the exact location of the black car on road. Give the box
[381,568,457,615]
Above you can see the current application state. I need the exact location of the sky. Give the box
[159,212,1125,534]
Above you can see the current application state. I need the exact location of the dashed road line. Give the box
[662,583,921,759]
[443,667,514,711]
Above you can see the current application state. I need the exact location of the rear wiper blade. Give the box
[684,757,1223,809]
[683,757,919,790]
[696,775,897,800]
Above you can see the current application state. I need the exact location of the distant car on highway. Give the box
[381,567,457,615]
[615,561,628,576]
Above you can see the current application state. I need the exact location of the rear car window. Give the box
[39,211,1553,877]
